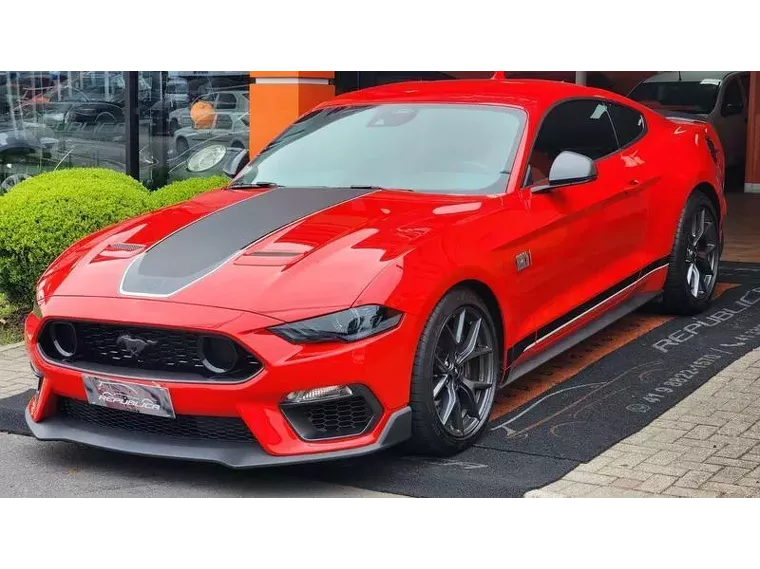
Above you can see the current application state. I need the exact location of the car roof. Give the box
[322,79,638,114]
[641,71,742,83]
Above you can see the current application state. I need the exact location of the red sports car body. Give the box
[25,79,726,466]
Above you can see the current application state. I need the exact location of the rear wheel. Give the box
[408,288,500,456]
[661,192,720,315]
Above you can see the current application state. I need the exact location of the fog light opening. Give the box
[198,335,239,375]
[51,322,77,358]
[285,385,353,404]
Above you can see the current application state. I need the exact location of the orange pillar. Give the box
[248,71,335,158]
[745,71,760,193]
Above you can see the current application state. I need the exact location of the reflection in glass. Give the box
[234,104,526,194]
[1,71,251,191]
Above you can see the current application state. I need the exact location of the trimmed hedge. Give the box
[0,169,152,308]
[149,176,228,209]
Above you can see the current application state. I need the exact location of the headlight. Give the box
[187,144,227,172]
[269,305,403,344]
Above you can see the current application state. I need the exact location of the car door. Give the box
[512,99,647,352]
[714,75,746,167]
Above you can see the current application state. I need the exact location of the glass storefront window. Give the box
[138,71,250,188]
[1,71,132,193]
[0,71,251,193]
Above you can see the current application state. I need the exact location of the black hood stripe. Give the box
[120,187,374,297]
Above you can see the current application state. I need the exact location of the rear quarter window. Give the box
[609,103,646,148]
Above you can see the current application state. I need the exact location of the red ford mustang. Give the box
[24,79,726,466]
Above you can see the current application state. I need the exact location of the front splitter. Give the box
[25,406,411,469]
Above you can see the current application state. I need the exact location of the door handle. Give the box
[624,179,640,191]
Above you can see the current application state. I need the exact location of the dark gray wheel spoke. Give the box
[440,381,457,425]
[458,344,492,365]
[454,309,467,344]
[457,383,480,420]
[452,399,465,433]
[433,374,449,398]
[464,378,494,391]
[431,303,498,438]
[455,317,482,364]
[685,206,718,300]
[434,352,449,373]
[695,255,713,276]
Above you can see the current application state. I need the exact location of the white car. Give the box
[629,71,749,168]
[167,90,249,136]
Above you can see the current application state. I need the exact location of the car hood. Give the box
[39,187,488,320]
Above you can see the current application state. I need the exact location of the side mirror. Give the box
[532,151,597,194]
[223,148,249,178]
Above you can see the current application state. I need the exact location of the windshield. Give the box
[232,103,526,193]
[629,80,720,114]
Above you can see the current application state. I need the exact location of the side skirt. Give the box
[502,291,660,387]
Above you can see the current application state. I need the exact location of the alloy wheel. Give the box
[685,206,719,300]
[431,307,498,438]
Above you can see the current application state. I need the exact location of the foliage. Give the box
[0,169,152,307]
[148,175,228,209]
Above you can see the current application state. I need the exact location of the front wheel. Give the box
[661,192,721,315]
[408,288,500,456]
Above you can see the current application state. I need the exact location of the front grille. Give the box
[57,397,255,442]
[39,320,262,382]
[281,389,379,440]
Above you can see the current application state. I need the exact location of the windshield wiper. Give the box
[348,184,415,192]
[228,181,283,189]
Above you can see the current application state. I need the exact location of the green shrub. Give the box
[0,168,152,308]
[149,175,228,209]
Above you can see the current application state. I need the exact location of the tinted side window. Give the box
[723,79,743,111]
[216,93,237,110]
[609,103,645,148]
[740,73,750,98]
[527,100,618,184]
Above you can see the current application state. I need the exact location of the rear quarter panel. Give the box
[638,110,725,264]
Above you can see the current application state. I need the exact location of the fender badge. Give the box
[515,251,532,272]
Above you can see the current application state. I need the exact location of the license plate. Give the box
[82,375,175,418]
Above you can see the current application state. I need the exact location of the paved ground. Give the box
[6,341,760,497]
[0,342,402,497]
[527,346,760,497]
[0,432,402,498]
[0,342,34,398]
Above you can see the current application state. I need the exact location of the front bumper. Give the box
[25,295,420,465]
[25,405,411,468]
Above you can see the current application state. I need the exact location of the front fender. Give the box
[354,237,513,362]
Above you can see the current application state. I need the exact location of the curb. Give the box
[0,341,24,354]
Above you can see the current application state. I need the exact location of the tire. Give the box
[661,191,721,315]
[169,120,179,136]
[408,287,501,456]
[95,112,116,124]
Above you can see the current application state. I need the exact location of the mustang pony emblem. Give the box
[116,334,157,357]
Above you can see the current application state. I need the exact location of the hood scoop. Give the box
[93,242,146,260]
[108,243,144,252]
[236,243,313,267]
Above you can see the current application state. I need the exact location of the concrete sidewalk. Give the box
[527,346,760,498]
[0,342,34,398]
[5,341,760,497]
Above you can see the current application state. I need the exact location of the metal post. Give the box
[575,63,586,85]
[124,71,140,180]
